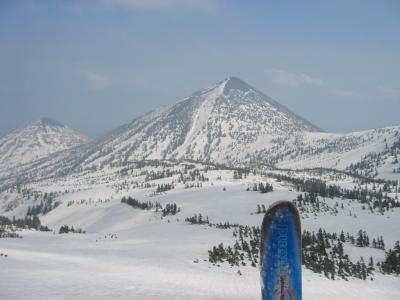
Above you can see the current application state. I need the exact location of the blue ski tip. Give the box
[260,201,302,300]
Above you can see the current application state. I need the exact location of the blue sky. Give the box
[0,0,399,137]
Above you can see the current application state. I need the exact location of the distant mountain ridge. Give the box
[1,78,399,185]
[79,76,321,167]
[78,76,399,179]
[0,118,90,175]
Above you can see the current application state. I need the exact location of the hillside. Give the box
[1,78,399,189]
[1,161,399,299]
[79,76,321,167]
[0,118,90,179]
[69,77,400,181]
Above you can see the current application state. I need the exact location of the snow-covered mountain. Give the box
[74,76,399,180]
[0,118,90,175]
[1,80,399,300]
[1,77,399,185]
[259,126,400,178]
[79,76,321,167]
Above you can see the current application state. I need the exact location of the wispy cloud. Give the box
[266,68,324,88]
[332,89,359,97]
[82,71,110,91]
[379,86,400,101]
[98,0,219,11]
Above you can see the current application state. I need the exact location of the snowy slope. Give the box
[0,165,399,299]
[0,79,399,299]
[268,126,400,176]
[0,118,91,184]
[2,77,399,188]
[0,118,90,170]
[55,76,399,180]
[77,76,321,167]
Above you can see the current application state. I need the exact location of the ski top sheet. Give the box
[260,201,302,300]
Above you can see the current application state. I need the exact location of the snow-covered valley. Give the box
[1,164,399,299]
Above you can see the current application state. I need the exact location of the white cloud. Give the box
[82,71,110,90]
[98,0,219,11]
[332,89,359,97]
[266,68,324,88]
[379,86,400,100]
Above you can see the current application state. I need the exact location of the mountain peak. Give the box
[0,118,90,172]
[37,117,65,128]
[83,75,323,166]
[222,76,252,95]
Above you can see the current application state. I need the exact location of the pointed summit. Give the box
[38,117,65,128]
[222,76,252,95]
[0,118,90,172]
[79,76,322,167]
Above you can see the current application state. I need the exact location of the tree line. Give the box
[121,196,180,217]
[246,182,273,194]
[267,174,399,213]
[205,222,398,280]
[0,215,50,234]
[59,225,85,234]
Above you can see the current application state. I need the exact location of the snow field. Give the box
[1,172,399,299]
